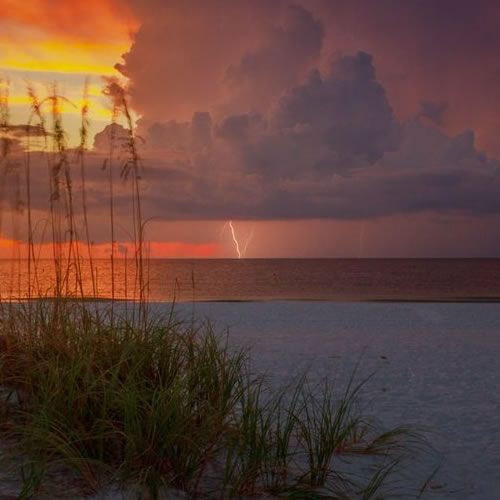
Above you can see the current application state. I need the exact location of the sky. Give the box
[1,0,500,258]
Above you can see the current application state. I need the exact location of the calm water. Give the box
[2,258,500,302]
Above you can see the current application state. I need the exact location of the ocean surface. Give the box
[1,258,500,301]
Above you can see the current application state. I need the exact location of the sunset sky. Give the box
[1,0,500,257]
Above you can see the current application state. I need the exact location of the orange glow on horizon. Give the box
[0,239,223,260]
[144,242,223,259]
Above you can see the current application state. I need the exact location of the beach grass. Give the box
[0,301,424,498]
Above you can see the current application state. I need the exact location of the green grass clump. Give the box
[0,301,425,498]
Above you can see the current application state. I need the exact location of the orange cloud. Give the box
[1,0,138,43]
[0,0,138,75]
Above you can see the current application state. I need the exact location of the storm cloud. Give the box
[108,45,500,221]
[32,0,493,225]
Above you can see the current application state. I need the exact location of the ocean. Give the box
[1,258,500,301]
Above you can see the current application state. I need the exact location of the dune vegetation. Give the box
[0,79,427,498]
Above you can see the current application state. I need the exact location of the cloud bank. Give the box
[111,4,500,221]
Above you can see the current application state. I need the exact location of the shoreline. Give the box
[3,296,500,304]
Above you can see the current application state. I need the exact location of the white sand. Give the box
[165,301,500,499]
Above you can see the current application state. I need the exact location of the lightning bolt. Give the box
[242,225,255,256]
[222,220,255,259]
[228,221,242,259]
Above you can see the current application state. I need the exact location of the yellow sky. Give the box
[0,0,137,145]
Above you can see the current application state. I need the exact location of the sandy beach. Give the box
[162,301,500,499]
[0,300,498,498]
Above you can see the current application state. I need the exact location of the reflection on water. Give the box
[1,258,500,302]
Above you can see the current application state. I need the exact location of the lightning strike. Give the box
[228,221,242,259]
[223,221,255,259]
[242,225,255,256]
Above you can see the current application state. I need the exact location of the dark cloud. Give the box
[272,52,400,166]
[380,121,487,170]
[138,112,213,152]
[120,0,500,145]
[215,113,266,143]
[145,120,191,150]
[307,0,500,155]
[129,104,499,223]
[417,101,448,126]
[223,5,323,114]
